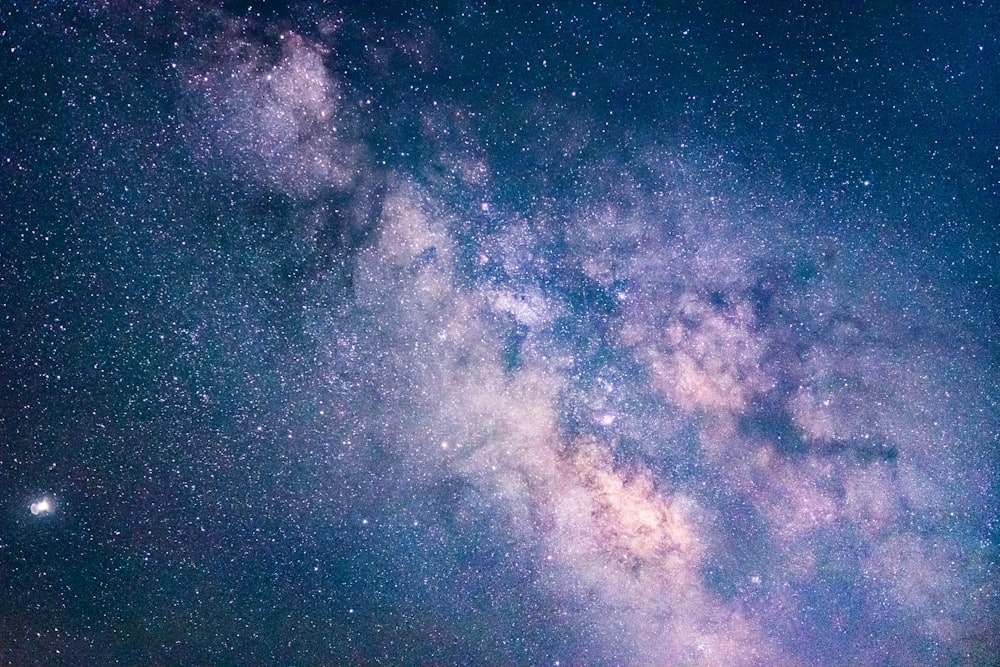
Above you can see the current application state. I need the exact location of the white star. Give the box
[30,497,53,516]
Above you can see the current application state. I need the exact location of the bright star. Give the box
[30,497,53,516]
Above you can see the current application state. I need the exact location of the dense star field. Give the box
[2,2,999,665]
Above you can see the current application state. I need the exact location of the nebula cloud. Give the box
[186,27,363,199]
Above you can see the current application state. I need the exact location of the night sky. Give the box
[2,2,999,665]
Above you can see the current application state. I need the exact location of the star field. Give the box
[2,2,998,665]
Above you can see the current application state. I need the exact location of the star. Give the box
[29,497,53,516]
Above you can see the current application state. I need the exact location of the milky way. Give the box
[2,3,998,665]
